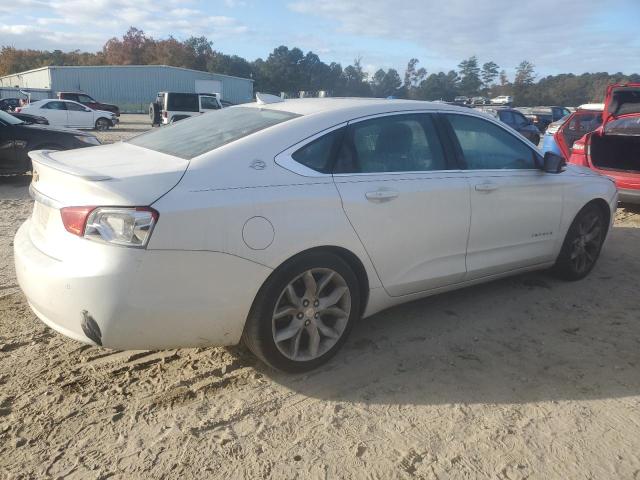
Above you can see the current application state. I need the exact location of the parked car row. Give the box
[16,99,118,131]
[516,106,572,132]
[474,106,541,144]
[0,109,99,174]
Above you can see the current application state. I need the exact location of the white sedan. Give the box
[14,97,617,371]
[18,99,117,130]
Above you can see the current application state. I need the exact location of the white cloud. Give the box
[0,0,249,51]
[287,0,640,74]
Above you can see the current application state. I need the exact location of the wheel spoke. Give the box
[302,270,317,298]
[316,318,340,339]
[319,286,348,309]
[275,322,302,343]
[274,306,297,320]
[307,325,321,357]
[285,284,301,307]
[291,329,303,358]
[318,306,348,319]
[316,271,335,296]
[584,227,601,243]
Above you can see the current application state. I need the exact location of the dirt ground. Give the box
[1,117,639,479]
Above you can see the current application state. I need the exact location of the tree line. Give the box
[1,27,638,107]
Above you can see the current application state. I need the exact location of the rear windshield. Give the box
[166,93,199,112]
[604,116,640,136]
[128,107,300,159]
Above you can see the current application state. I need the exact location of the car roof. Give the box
[577,103,604,111]
[243,97,467,117]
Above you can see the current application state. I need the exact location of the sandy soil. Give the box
[1,122,639,479]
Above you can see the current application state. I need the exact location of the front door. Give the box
[333,113,471,296]
[443,113,565,279]
[66,101,93,128]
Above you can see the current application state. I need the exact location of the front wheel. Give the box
[95,118,111,131]
[552,204,607,281]
[242,252,361,372]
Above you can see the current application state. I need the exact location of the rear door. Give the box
[333,112,471,296]
[39,101,68,127]
[555,110,603,159]
[443,112,565,279]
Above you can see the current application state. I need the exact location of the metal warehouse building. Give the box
[0,65,254,113]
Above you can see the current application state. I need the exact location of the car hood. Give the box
[22,123,90,136]
[93,109,115,116]
[603,83,640,125]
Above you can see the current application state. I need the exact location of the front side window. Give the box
[66,102,86,111]
[77,95,94,103]
[43,101,67,110]
[446,114,538,170]
[335,114,446,174]
[128,107,299,159]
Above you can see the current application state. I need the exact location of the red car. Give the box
[558,83,640,204]
[57,92,120,117]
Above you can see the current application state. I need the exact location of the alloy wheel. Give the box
[272,268,351,362]
[569,210,603,274]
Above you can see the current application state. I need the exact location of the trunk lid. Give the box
[603,83,640,126]
[29,142,188,206]
[28,142,188,259]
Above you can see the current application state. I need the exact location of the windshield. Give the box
[0,110,24,125]
[128,106,300,159]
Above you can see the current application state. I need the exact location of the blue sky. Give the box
[1,0,639,79]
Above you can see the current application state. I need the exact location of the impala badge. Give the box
[250,159,266,170]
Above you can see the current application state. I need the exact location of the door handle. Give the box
[475,182,499,192]
[365,189,399,202]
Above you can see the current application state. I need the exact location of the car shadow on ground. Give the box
[262,227,640,406]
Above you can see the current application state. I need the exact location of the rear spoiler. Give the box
[29,150,112,182]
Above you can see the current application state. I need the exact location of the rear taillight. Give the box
[60,206,158,247]
[60,206,95,236]
[162,111,167,118]
[15,107,22,113]
[572,141,585,152]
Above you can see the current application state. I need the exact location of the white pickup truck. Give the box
[150,92,222,126]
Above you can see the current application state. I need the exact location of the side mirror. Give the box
[542,152,566,174]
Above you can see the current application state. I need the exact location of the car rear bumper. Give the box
[618,188,640,204]
[14,219,272,350]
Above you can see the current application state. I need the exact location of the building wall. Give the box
[0,68,51,90]
[1,66,253,113]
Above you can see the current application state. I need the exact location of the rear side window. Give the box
[291,128,345,173]
[200,96,220,110]
[128,107,300,159]
[167,93,199,112]
[336,114,447,174]
[446,114,537,170]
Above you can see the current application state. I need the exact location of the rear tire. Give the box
[552,203,607,281]
[242,252,361,372]
[149,102,160,126]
